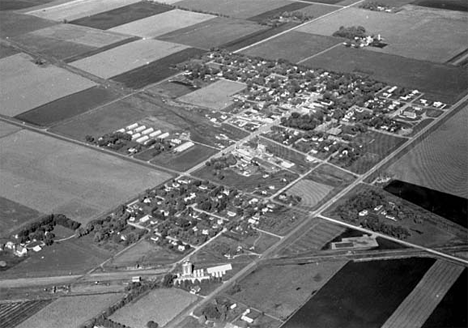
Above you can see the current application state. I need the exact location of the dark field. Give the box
[242,30,340,63]
[0,0,53,11]
[302,46,468,104]
[0,44,19,59]
[0,12,56,38]
[0,299,53,328]
[413,0,468,11]
[148,144,218,172]
[147,81,196,99]
[385,180,468,229]
[63,37,139,63]
[0,197,42,237]
[247,2,311,22]
[70,2,173,30]
[157,17,269,50]
[422,268,468,328]
[283,258,436,328]
[298,0,341,3]
[112,47,206,89]
[16,86,121,126]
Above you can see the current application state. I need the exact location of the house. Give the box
[241,309,255,324]
[14,245,27,257]
[132,276,141,283]
[190,285,201,294]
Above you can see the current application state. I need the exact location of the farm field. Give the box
[69,39,188,79]
[381,260,465,328]
[26,0,141,22]
[157,16,269,50]
[0,53,96,117]
[176,0,294,19]
[111,47,206,90]
[292,2,340,17]
[285,179,334,209]
[70,1,173,30]
[0,0,55,11]
[302,46,468,103]
[16,293,124,328]
[178,79,246,111]
[283,258,436,328]
[149,143,219,172]
[0,43,19,59]
[0,12,56,38]
[0,130,172,224]
[0,197,42,237]
[412,0,468,12]
[278,219,346,256]
[300,6,468,63]
[110,288,198,327]
[422,268,467,328]
[0,121,21,138]
[0,299,53,328]
[147,80,196,99]
[109,9,215,38]
[15,86,121,126]
[387,105,468,199]
[228,261,347,320]
[242,30,340,63]
[247,1,311,21]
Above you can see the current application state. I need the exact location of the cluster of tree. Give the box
[16,214,81,245]
[205,154,237,170]
[202,298,231,321]
[360,2,392,11]
[260,10,314,26]
[361,216,410,239]
[333,26,367,40]
[281,112,320,131]
[82,317,130,328]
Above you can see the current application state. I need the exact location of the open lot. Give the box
[0,53,96,117]
[149,143,218,172]
[0,130,172,224]
[17,293,124,328]
[308,163,356,187]
[387,105,468,199]
[0,12,56,38]
[176,0,293,19]
[302,46,468,103]
[16,86,121,126]
[283,258,435,328]
[243,30,340,67]
[157,16,269,50]
[71,1,174,30]
[110,288,198,327]
[297,6,468,63]
[229,261,347,320]
[286,179,334,209]
[70,39,188,79]
[0,299,52,328]
[178,79,246,110]
[109,9,215,38]
[0,196,42,237]
[27,0,141,22]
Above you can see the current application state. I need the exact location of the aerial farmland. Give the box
[0,0,466,327]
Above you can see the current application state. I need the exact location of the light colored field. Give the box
[16,293,123,328]
[0,121,21,138]
[388,106,468,199]
[109,9,215,38]
[0,53,96,117]
[31,23,129,47]
[382,260,465,328]
[287,179,334,208]
[70,39,187,78]
[178,79,246,110]
[297,6,468,63]
[27,0,141,21]
[231,261,347,320]
[110,288,198,327]
[0,130,172,223]
[176,0,291,19]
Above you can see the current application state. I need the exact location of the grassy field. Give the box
[0,12,56,38]
[0,53,96,117]
[16,86,120,127]
[381,260,465,328]
[147,80,196,99]
[228,261,347,320]
[0,299,53,328]
[109,9,215,38]
[176,0,293,19]
[283,258,435,328]
[111,47,206,90]
[0,121,21,138]
[285,179,334,209]
[308,163,356,187]
[387,105,468,199]
[70,39,188,79]
[149,143,219,172]
[293,3,340,17]
[242,30,340,63]
[27,0,141,21]
[258,209,307,236]
[17,293,124,328]
[157,16,269,50]
[178,79,246,110]
[110,288,198,327]
[303,46,468,103]
[0,197,43,237]
[298,6,467,63]
[0,130,172,224]
[70,1,174,30]
[0,43,19,59]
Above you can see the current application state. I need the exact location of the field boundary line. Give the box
[297,42,342,64]
[26,0,95,14]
